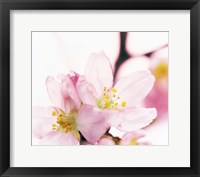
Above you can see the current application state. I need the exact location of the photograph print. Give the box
[32,32,168,146]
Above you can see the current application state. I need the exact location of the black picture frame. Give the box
[0,0,199,176]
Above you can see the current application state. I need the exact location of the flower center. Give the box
[97,87,126,110]
[51,109,80,141]
[51,110,76,132]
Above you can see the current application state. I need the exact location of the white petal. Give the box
[76,105,110,143]
[39,131,79,145]
[116,107,157,132]
[46,76,65,110]
[85,52,113,96]
[114,70,155,107]
[32,106,56,139]
[76,76,97,106]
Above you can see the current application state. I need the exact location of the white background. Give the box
[10,10,190,167]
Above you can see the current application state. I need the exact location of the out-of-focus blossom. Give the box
[116,53,168,119]
[120,131,150,145]
[76,52,157,133]
[116,56,150,81]
[126,32,168,56]
[144,57,168,118]
[33,73,108,145]
[98,131,150,145]
[115,54,168,144]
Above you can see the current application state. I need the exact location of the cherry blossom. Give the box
[76,52,157,133]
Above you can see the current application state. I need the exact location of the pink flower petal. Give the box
[120,131,151,145]
[114,70,155,107]
[76,76,97,106]
[122,131,145,140]
[76,105,110,143]
[46,76,66,111]
[115,56,150,81]
[120,131,145,145]
[144,83,168,118]
[107,110,123,128]
[85,52,113,96]
[46,75,81,112]
[68,71,79,86]
[61,76,81,110]
[114,107,157,132]
[39,131,79,145]
[57,74,67,82]
[32,106,56,139]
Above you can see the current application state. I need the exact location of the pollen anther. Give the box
[121,101,126,107]
[98,87,126,110]
[112,88,117,93]
[52,111,56,116]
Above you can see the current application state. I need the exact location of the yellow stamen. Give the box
[112,88,117,93]
[121,101,126,107]
[49,111,80,140]
[97,87,127,110]
[52,111,56,116]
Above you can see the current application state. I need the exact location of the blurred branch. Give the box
[144,44,168,58]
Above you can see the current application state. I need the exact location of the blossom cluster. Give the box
[33,52,157,145]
